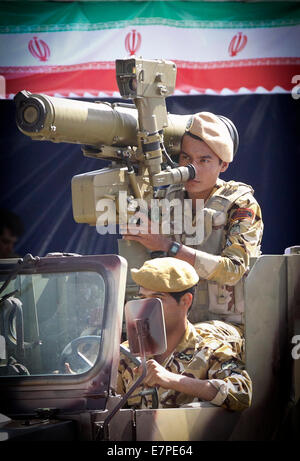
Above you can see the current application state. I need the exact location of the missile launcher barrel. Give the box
[14,90,190,155]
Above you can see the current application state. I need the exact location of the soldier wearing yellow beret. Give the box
[123,112,263,325]
[118,258,252,411]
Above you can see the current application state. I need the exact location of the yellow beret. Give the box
[131,257,199,293]
[185,112,234,163]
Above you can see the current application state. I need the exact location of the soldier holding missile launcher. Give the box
[14,57,263,326]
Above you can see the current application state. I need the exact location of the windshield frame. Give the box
[0,254,127,414]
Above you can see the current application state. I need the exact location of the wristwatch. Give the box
[167,241,182,257]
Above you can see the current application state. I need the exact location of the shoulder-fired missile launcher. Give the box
[14,58,195,227]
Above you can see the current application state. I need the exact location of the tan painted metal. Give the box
[16,93,190,155]
[135,404,239,441]
[230,255,299,440]
[287,255,300,404]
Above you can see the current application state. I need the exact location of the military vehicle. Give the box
[0,58,299,441]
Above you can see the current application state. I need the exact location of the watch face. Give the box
[169,242,180,256]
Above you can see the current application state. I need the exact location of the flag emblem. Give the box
[125,30,141,56]
[228,32,247,57]
[28,37,50,62]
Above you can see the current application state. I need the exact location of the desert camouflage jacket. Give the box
[166,178,263,285]
[163,178,264,323]
[117,320,252,411]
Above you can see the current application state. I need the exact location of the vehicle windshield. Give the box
[0,271,105,377]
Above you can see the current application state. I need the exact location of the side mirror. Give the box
[125,297,167,357]
[99,297,167,440]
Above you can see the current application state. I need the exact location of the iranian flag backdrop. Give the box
[0,1,300,97]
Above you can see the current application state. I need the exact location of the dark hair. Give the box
[0,209,24,237]
[169,285,196,304]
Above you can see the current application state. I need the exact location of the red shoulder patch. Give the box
[231,208,254,223]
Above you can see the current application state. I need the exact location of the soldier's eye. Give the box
[180,154,189,161]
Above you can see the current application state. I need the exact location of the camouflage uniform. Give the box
[117,320,251,411]
[163,178,263,324]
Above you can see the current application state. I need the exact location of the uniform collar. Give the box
[183,177,224,203]
[162,321,201,366]
[205,177,224,203]
[175,321,200,351]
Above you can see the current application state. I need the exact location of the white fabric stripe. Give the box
[1,57,299,75]
[6,86,290,99]
[0,25,299,66]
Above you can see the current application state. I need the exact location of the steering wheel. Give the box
[59,335,101,374]
[59,336,159,409]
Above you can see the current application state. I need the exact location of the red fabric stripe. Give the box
[5,68,118,97]
[3,63,300,96]
[176,63,300,92]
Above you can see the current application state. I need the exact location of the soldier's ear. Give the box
[179,292,193,313]
[220,162,229,173]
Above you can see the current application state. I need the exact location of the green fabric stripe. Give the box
[0,1,300,33]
